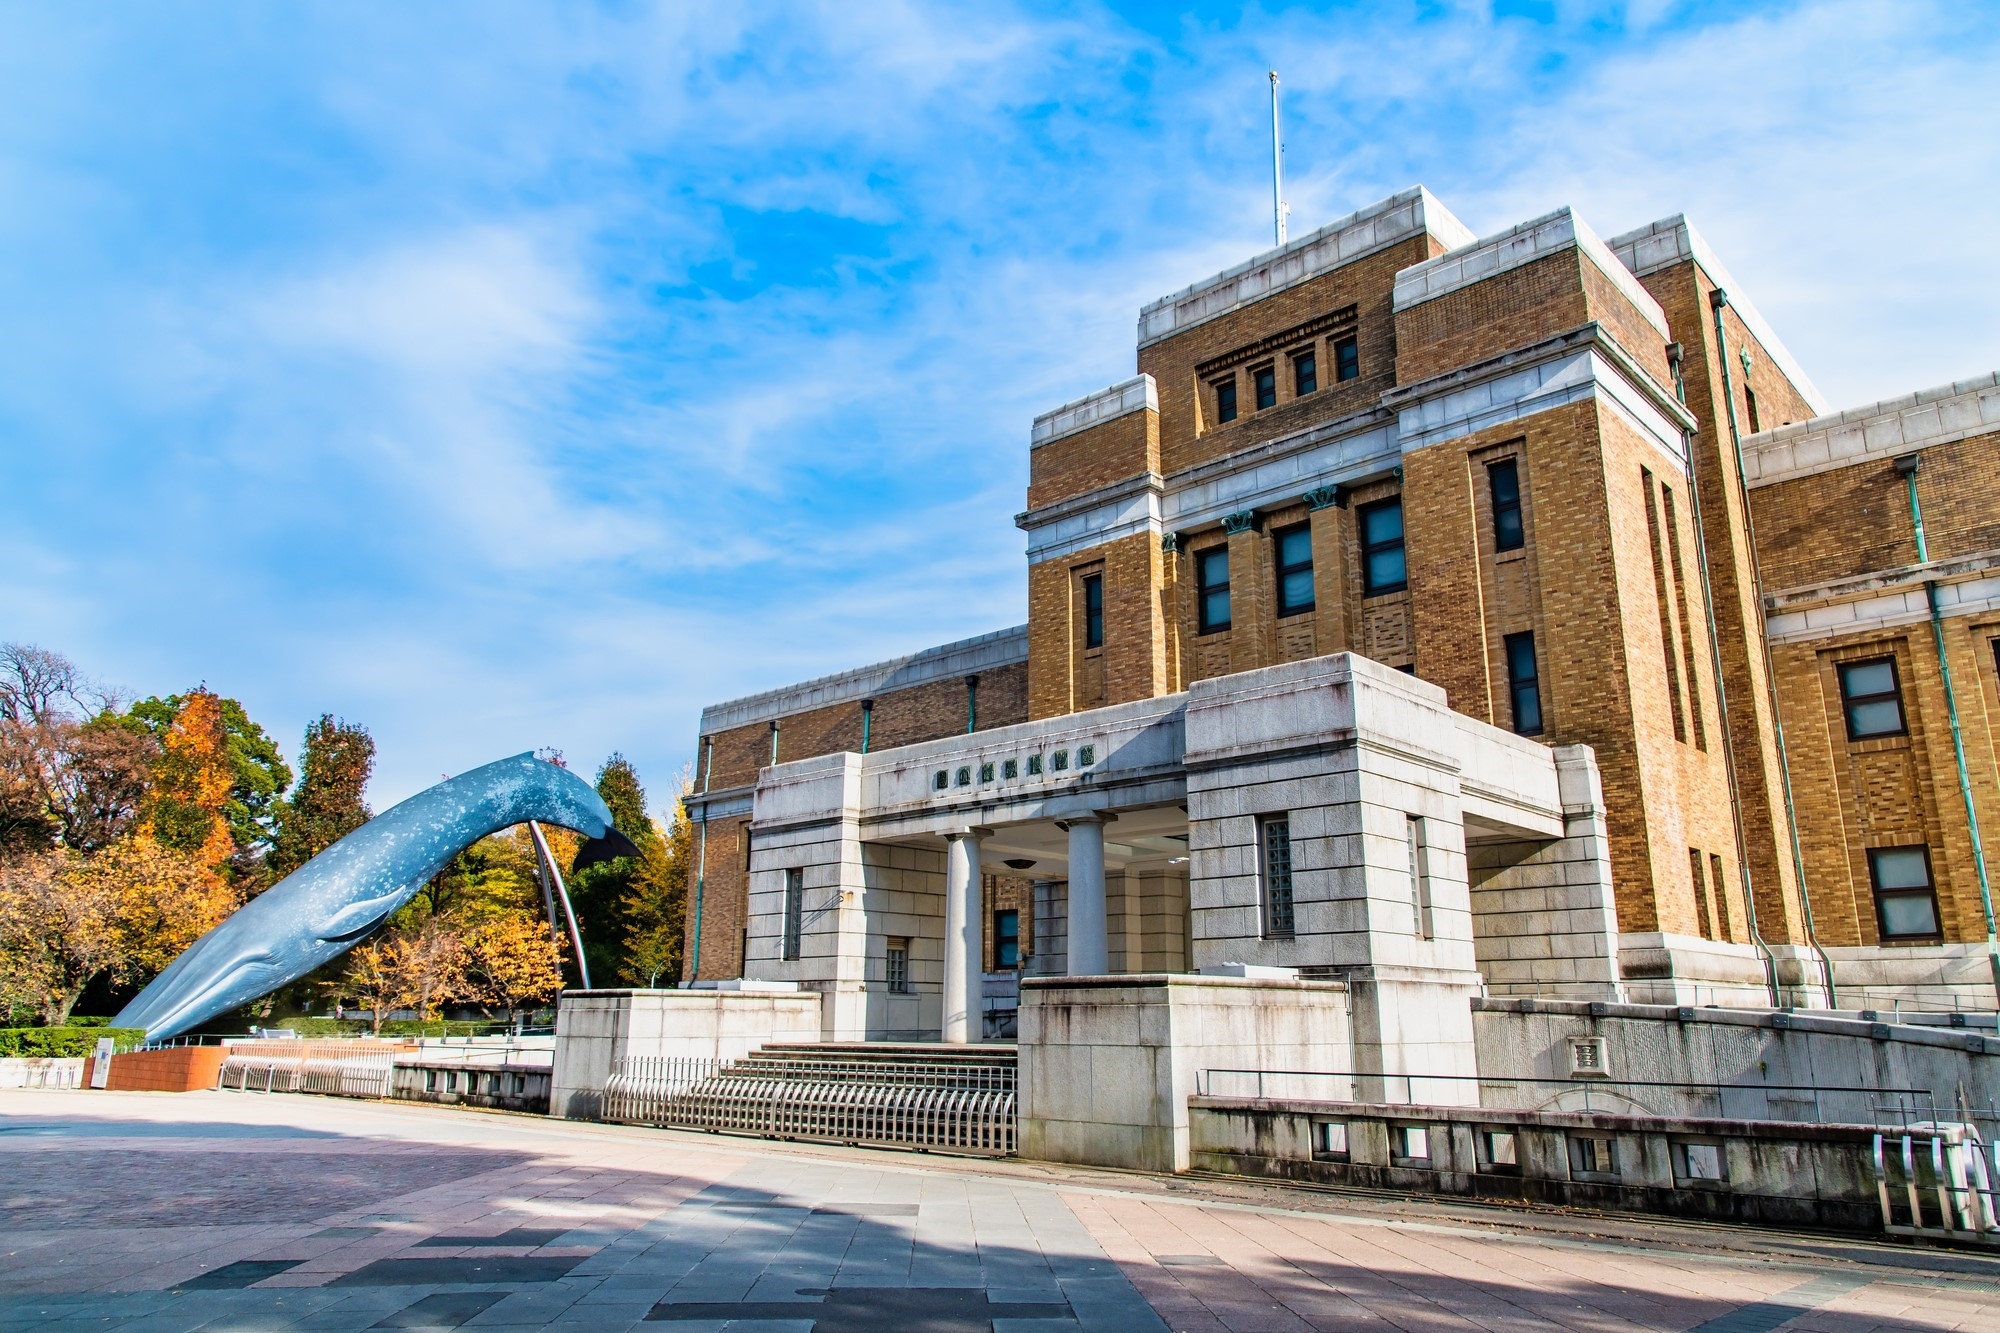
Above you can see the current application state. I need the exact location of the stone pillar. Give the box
[942,829,987,1043]
[1066,816,1108,976]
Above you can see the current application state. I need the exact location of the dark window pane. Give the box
[1841,660,1896,697]
[1203,589,1231,631]
[1506,631,1543,735]
[1198,548,1231,632]
[1335,336,1359,382]
[994,910,1020,969]
[1871,846,1931,890]
[1879,894,1939,938]
[1489,459,1524,552]
[1254,365,1277,410]
[1215,378,1237,423]
[1838,658,1905,738]
[1847,700,1902,736]
[1083,574,1103,649]
[1294,351,1317,396]
[1362,500,1403,546]
[1366,547,1406,591]
[1275,524,1314,616]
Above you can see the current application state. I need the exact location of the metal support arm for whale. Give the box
[113,752,638,1043]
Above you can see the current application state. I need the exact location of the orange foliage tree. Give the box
[142,689,236,871]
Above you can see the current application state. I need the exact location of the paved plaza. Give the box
[2,1091,1997,1331]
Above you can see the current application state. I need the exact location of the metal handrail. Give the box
[1193,1067,1938,1126]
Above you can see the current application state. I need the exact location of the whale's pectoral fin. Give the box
[319,893,407,944]
[572,826,642,874]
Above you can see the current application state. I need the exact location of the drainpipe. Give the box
[860,699,874,754]
[1670,342,1780,1006]
[1894,453,2000,998]
[688,735,713,983]
[1702,292,1799,1007]
[965,674,979,734]
[769,720,780,766]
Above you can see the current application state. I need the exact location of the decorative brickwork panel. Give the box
[1395,251,1592,386]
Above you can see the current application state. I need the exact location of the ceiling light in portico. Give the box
[1004,858,1037,870]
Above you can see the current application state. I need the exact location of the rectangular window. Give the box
[994,910,1020,970]
[886,937,910,993]
[1293,348,1317,396]
[1690,849,1713,941]
[1710,852,1731,942]
[1082,573,1104,649]
[1253,364,1277,411]
[1259,815,1295,938]
[1213,377,1237,423]
[1274,523,1314,617]
[1197,547,1231,633]
[1488,459,1524,552]
[1406,815,1431,938]
[1839,657,1907,739]
[1334,334,1359,382]
[1505,631,1543,735]
[1745,386,1761,433]
[1869,846,1941,940]
[781,867,804,961]
[1359,498,1406,595]
[1312,1121,1349,1160]
[1570,1135,1617,1176]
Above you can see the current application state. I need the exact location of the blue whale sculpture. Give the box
[113,752,637,1043]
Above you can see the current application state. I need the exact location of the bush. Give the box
[0,1026,145,1058]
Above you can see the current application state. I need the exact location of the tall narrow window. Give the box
[993,910,1020,970]
[1197,547,1232,633]
[1253,364,1277,411]
[1406,815,1432,938]
[1838,658,1906,739]
[1359,498,1406,595]
[1505,631,1543,735]
[1213,377,1238,423]
[1334,335,1359,382]
[1260,815,1295,938]
[1293,348,1318,396]
[1689,849,1713,940]
[1710,852,1732,941]
[1488,459,1524,552]
[886,937,911,993]
[1869,846,1941,940]
[781,867,804,961]
[1082,573,1104,649]
[1745,386,1761,433]
[1274,524,1315,617]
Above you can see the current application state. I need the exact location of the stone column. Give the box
[1066,815,1109,976]
[942,829,988,1043]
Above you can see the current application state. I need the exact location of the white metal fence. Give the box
[604,1054,1017,1155]
[216,1051,396,1098]
[1874,1129,2000,1243]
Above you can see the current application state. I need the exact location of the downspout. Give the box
[965,674,979,734]
[1704,291,1801,1007]
[1670,339,1783,1007]
[1894,453,2000,998]
[860,699,874,754]
[688,735,713,983]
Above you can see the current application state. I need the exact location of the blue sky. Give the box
[3,1,1997,811]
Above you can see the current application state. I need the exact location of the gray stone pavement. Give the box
[3,1090,1998,1331]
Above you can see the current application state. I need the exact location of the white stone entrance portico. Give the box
[740,652,1621,1091]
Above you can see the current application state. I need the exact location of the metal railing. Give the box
[1874,1129,2000,1243]
[217,1051,396,1099]
[1194,1068,1939,1127]
[604,1054,1017,1156]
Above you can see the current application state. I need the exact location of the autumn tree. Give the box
[0,841,233,1024]
[138,689,237,869]
[620,770,691,988]
[0,646,157,861]
[463,913,564,1017]
[130,692,290,870]
[269,715,374,876]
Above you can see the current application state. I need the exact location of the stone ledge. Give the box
[1031,374,1157,447]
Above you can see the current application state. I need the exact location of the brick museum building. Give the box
[678,188,2000,1035]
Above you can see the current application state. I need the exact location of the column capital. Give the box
[944,826,992,842]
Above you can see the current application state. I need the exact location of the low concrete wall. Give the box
[1471,997,2000,1119]
[392,1059,551,1113]
[550,988,822,1119]
[1019,974,1350,1173]
[1188,1096,1884,1233]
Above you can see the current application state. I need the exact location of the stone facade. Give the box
[686,185,2000,1023]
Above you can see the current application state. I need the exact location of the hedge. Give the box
[0,1026,146,1058]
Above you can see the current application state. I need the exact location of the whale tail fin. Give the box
[572,826,642,874]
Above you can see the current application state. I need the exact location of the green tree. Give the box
[621,776,691,988]
[269,715,373,877]
[566,754,662,985]
[130,692,291,865]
